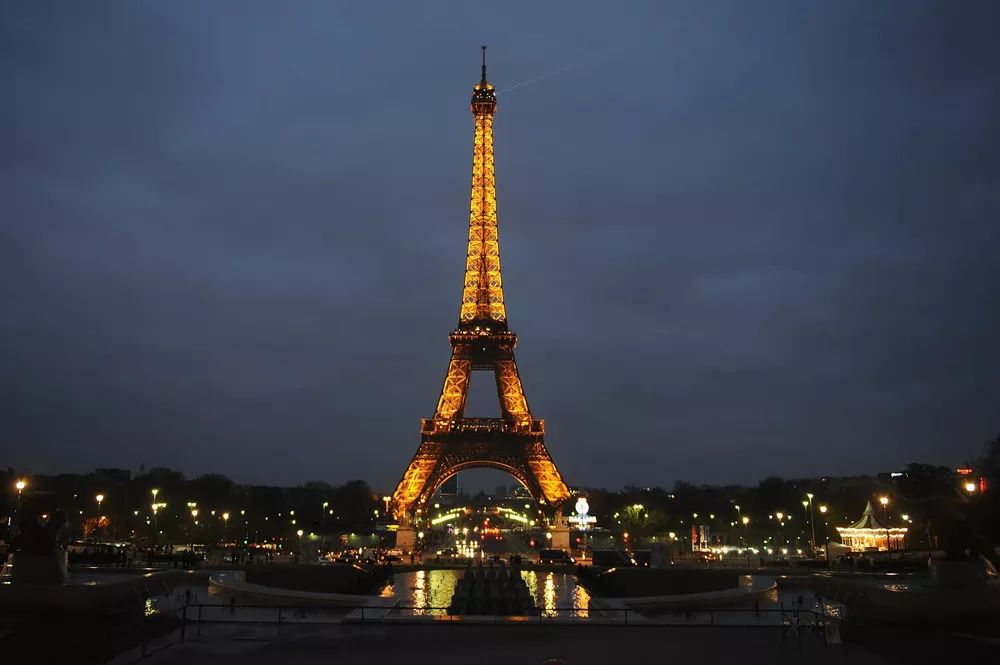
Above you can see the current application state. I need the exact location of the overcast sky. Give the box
[2,1,998,491]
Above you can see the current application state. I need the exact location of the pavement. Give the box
[125,623,896,664]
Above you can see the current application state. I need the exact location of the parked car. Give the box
[538,549,575,565]
[632,550,652,567]
[589,549,635,568]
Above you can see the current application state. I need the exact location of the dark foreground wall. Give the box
[0,569,210,617]
[580,567,739,597]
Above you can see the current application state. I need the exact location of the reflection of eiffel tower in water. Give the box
[391,47,570,533]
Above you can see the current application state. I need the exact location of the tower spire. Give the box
[463,47,503,326]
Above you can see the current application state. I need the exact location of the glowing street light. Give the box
[819,505,827,514]
[742,516,750,526]
[382,496,391,515]
[296,529,304,537]
[222,512,230,523]
[965,482,977,494]
[95,494,104,515]
[16,480,26,492]
[804,494,816,552]
[191,508,198,519]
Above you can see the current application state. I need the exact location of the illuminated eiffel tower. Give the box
[391,47,570,530]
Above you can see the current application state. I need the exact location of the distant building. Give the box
[94,468,131,483]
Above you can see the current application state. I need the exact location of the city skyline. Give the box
[3,2,999,490]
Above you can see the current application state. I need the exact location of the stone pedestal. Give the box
[549,526,570,551]
[929,558,997,590]
[395,526,415,553]
[2,551,68,584]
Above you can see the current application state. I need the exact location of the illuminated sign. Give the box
[957,468,973,475]
[569,496,596,530]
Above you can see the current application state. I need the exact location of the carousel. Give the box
[836,500,907,552]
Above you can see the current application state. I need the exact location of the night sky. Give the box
[3,1,998,492]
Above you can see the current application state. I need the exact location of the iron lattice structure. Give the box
[392,48,570,523]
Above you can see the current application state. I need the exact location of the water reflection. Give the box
[543,572,555,616]
[384,569,591,617]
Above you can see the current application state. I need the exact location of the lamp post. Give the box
[878,496,890,552]
[382,495,391,518]
[806,493,816,554]
[96,494,105,537]
[11,479,26,528]
[775,512,785,553]
[819,505,828,559]
[150,489,160,542]
[742,516,751,566]
[321,501,329,554]
[151,501,165,545]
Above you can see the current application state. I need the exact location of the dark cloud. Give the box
[2,1,998,490]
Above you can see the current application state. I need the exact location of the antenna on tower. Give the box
[481,45,488,84]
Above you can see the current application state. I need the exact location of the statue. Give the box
[2,491,69,583]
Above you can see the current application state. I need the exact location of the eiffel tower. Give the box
[391,47,570,526]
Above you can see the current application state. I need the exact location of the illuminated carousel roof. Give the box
[842,500,886,530]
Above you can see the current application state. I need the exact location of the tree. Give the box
[620,504,664,544]
[190,474,236,507]
[82,516,110,541]
[897,463,955,500]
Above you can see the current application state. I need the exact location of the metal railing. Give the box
[104,600,844,663]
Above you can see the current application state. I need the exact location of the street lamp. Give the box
[96,494,104,516]
[805,494,816,554]
[965,482,976,494]
[321,501,330,553]
[382,496,391,516]
[151,501,165,543]
[741,516,751,565]
[10,479,26,526]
